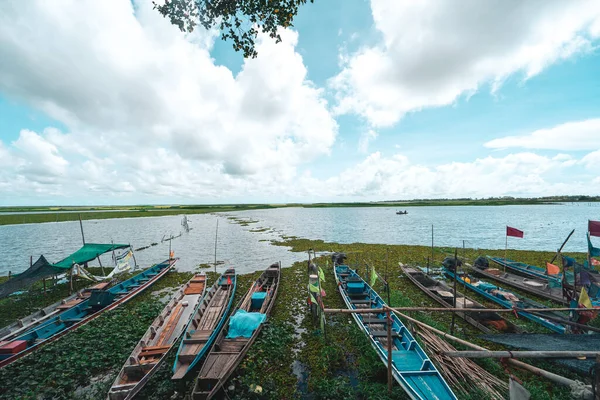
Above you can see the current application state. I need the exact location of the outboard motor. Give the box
[331,252,347,266]
[473,256,489,270]
[442,256,462,271]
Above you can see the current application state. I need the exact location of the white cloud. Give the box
[330,0,600,127]
[485,119,600,150]
[319,151,591,199]
[581,149,600,170]
[0,0,337,184]
[358,129,378,153]
[12,129,69,181]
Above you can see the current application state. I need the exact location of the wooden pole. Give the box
[386,248,391,307]
[504,230,508,271]
[431,225,434,262]
[450,248,458,335]
[214,218,219,274]
[443,350,600,359]
[595,355,600,400]
[79,214,85,245]
[550,229,575,264]
[130,245,138,269]
[386,310,392,394]
[324,306,591,314]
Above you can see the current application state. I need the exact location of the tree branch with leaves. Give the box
[154,0,314,58]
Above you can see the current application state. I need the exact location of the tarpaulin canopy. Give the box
[0,243,130,299]
[52,243,130,269]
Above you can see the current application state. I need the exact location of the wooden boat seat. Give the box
[371,331,400,338]
[183,338,207,344]
[350,299,372,304]
[362,318,386,324]
[61,318,84,324]
[89,282,111,291]
[138,345,170,358]
[56,299,84,310]
[348,292,370,297]
[185,280,206,295]
[111,383,137,390]
[190,330,213,339]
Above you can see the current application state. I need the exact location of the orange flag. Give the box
[546,262,560,275]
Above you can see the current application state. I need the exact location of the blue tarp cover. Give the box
[226,310,266,338]
[477,282,497,292]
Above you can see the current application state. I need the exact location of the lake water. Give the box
[1,204,599,275]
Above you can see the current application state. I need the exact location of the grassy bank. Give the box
[0,241,592,399]
[0,205,278,226]
[2,196,599,226]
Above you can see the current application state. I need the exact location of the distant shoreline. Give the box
[0,198,598,226]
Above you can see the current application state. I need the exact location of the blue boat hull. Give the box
[334,264,456,400]
[443,268,567,334]
[0,259,176,368]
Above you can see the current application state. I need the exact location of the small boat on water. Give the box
[107,274,207,400]
[443,268,570,334]
[396,210,408,215]
[192,262,280,400]
[171,268,236,380]
[401,265,521,333]
[0,258,176,368]
[0,281,112,342]
[335,255,456,400]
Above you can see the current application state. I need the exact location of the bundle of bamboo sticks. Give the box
[418,329,507,400]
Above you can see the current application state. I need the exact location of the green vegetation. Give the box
[0,238,593,399]
[2,195,599,226]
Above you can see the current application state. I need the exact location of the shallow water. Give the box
[1,204,599,275]
[230,203,600,252]
[0,214,303,275]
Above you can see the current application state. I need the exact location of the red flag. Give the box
[506,226,524,238]
[589,220,600,237]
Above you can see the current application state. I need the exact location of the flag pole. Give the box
[504,227,508,272]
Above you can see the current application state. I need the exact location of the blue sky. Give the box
[0,0,599,205]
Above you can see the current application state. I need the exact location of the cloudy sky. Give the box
[1,0,599,205]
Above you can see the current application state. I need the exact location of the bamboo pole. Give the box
[323,306,590,314]
[386,310,392,394]
[388,308,585,389]
[443,351,600,359]
[450,248,458,335]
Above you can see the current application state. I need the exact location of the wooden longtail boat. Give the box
[171,268,236,380]
[488,257,564,284]
[473,265,569,305]
[192,262,280,400]
[401,265,521,333]
[0,281,112,342]
[107,274,207,400]
[0,258,176,368]
[335,263,456,399]
[443,268,569,334]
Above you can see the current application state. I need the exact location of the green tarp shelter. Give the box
[0,243,130,299]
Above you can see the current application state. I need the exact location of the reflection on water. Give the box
[227,204,600,253]
[1,204,599,276]
[0,214,304,276]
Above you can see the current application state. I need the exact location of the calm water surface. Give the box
[1,204,599,275]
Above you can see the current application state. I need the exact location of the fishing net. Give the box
[226,310,266,339]
[481,334,600,374]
